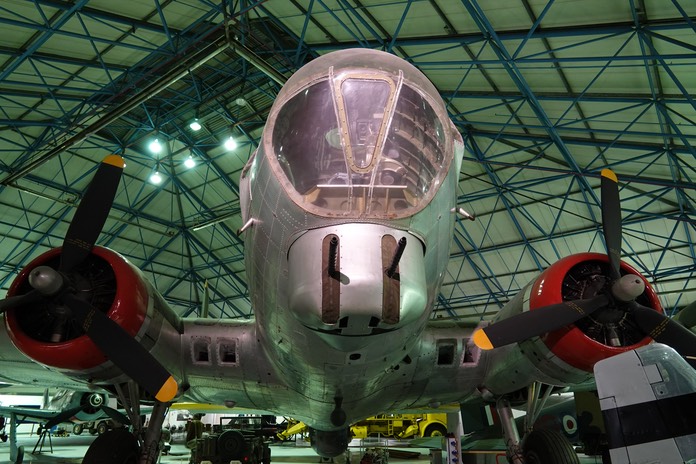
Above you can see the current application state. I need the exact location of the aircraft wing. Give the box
[0,319,89,391]
[0,406,59,422]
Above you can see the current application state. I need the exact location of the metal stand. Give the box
[32,428,53,454]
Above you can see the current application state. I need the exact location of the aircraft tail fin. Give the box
[594,343,696,464]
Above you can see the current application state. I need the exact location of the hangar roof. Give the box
[0,0,694,322]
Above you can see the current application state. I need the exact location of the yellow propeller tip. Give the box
[103,155,126,169]
[473,329,494,350]
[155,376,178,403]
[601,168,617,183]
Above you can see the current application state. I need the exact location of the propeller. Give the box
[473,169,696,367]
[42,401,131,431]
[472,295,609,350]
[600,169,622,281]
[44,406,86,430]
[60,155,124,273]
[674,300,696,329]
[1,155,178,403]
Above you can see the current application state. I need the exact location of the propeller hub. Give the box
[611,274,645,302]
[87,393,104,408]
[28,266,64,296]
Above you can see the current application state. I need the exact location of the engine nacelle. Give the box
[482,253,662,393]
[3,246,182,388]
[531,253,661,371]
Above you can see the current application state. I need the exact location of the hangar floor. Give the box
[0,433,605,463]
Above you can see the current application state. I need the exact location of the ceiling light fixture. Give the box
[224,136,237,151]
[189,118,202,131]
[150,171,163,185]
[148,138,163,154]
[184,156,196,169]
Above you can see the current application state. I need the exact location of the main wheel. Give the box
[83,428,139,464]
[423,423,447,437]
[73,423,84,435]
[522,429,580,464]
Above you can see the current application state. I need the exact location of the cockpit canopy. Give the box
[267,50,454,219]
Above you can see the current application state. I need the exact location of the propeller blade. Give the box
[631,303,696,368]
[62,293,178,403]
[44,406,84,430]
[473,295,610,350]
[99,406,131,426]
[674,301,696,329]
[0,290,42,314]
[60,155,125,272]
[600,169,622,281]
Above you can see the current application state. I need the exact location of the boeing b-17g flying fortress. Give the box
[0,49,694,464]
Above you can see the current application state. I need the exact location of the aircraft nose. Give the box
[287,224,427,336]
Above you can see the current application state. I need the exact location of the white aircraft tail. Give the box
[594,343,696,464]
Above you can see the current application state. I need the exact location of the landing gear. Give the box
[495,397,524,464]
[83,381,172,464]
[522,429,579,464]
[495,382,580,464]
[83,428,139,464]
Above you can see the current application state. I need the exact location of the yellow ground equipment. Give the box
[350,414,447,439]
[277,414,448,441]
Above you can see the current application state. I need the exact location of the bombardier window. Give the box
[270,75,450,219]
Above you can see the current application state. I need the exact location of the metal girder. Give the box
[0,0,694,321]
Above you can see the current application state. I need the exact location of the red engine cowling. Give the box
[481,252,664,394]
[4,246,149,373]
[530,252,662,372]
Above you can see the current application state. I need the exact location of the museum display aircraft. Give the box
[0,49,694,464]
[594,343,696,463]
[0,389,128,462]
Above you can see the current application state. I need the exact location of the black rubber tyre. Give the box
[96,421,109,435]
[523,429,580,464]
[217,430,246,460]
[73,423,84,435]
[423,423,448,437]
[83,428,139,464]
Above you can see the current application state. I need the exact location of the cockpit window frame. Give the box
[265,69,454,221]
[332,70,400,174]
